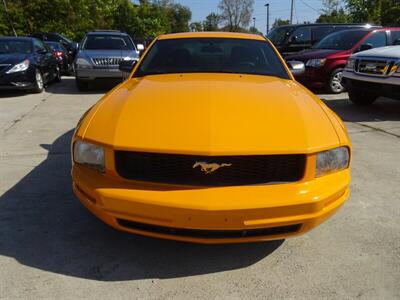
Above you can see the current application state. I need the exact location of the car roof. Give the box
[275,23,379,28]
[0,36,34,42]
[86,30,128,36]
[158,32,266,41]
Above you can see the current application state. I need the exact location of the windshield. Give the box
[0,40,32,54]
[134,38,289,79]
[313,30,370,50]
[267,27,294,45]
[83,34,134,50]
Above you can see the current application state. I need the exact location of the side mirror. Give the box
[287,60,305,76]
[137,44,145,51]
[358,43,373,52]
[119,59,137,73]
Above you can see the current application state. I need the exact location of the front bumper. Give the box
[296,67,329,88]
[75,67,124,81]
[72,164,350,244]
[0,69,35,90]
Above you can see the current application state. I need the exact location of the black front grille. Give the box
[117,218,302,239]
[114,151,306,186]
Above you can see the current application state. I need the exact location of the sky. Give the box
[175,0,324,34]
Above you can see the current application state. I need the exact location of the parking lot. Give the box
[0,77,399,299]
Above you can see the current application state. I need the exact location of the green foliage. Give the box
[316,8,351,23]
[203,13,221,31]
[272,18,290,28]
[0,0,192,41]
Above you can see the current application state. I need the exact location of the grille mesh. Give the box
[92,57,123,66]
[114,151,306,186]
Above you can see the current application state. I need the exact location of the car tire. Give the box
[327,68,345,94]
[348,88,378,106]
[54,66,62,83]
[32,69,44,93]
[76,78,89,91]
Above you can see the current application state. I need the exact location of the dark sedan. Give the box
[0,37,60,93]
[45,41,74,75]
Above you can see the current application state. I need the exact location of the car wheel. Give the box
[76,78,89,91]
[327,68,345,94]
[348,88,378,106]
[54,66,62,82]
[32,69,44,93]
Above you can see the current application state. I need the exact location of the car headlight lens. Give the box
[306,58,326,68]
[345,58,355,70]
[76,58,92,69]
[73,140,105,172]
[315,147,350,177]
[6,59,30,73]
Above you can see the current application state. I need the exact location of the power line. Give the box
[298,0,321,14]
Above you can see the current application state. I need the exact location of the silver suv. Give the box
[342,45,400,105]
[74,31,143,90]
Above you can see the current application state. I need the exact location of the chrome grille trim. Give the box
[91,57,123,66]
[355,58,400,77]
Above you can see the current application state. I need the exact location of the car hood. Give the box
[82,74,340,155]
[79,49,138,59]
[286,49,341,62]
[0,53,30,65]
[352,45,400,59]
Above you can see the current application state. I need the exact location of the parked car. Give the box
[0,37,61,93]
[342,45,400,105]
[74,30,143,91]
[267,23,379,57]
[286,27,400,93]
[30,32,78,59]
[72,32,351,244]
[45,41,74,75]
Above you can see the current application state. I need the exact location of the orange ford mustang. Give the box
[71,32,351,244]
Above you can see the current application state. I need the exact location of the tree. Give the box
[272,18,290,28]
[380,0,400,26]
[165,3,192,33]
[190,22,203,32]
[316,8,351,23]
[346,0,381,23]
[203,12,221,31]
[218,0,255,31]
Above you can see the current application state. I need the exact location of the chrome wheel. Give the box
[330,70,344,93]
[35,70,43,90]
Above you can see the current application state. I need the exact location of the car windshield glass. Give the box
[267,27,294,45]
[313,30,369,50]
[46,42,61,50]
[134,38,290,79]
[83,35,134,50]
[0,40,32,54]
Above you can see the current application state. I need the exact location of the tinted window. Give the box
[267,26,294,45]
[135,38,289,79]
[46,42,62,50]
[363,31,387,48]
[290,27,311,45]
[0,40,32,54]
[313,30,370,50]
[83,34,134,50]
[390,30,400,45]
[33,39,47,52]
[311,27,334,43]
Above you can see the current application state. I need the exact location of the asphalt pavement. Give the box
[0,77,399,299]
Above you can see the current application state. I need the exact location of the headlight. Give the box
[6,59,30,73]
[76,58,92,69]
[315,147,350,177]
[73,140,105,172]
[345,58,355,70]
[306,58,326,68]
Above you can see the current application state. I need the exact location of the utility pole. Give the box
[253,17,256,29]
[265,3,270,34]
[290,0,294,24]
[2,0,17,36]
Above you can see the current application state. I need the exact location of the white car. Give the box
[342,45,400,105]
